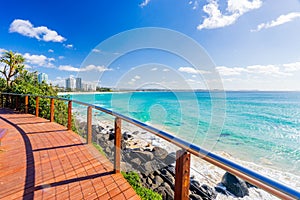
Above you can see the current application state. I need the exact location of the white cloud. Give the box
[246,65,291,76]
[64,44,73,49]
[49,76,65,87]
[163,68,170,72]
[58,65,81,72]
[216,64,292,77]
[227,0,262,14]
[58,56,64,60]
[283,62,300,72]
[134,75,141,79]
[58,64,112,72]
[48,49,54,53]
[9,19,66,42]
[151,67,158,71]
[252,12,300,32]
[197,0,262,30]
[140,0,151,8]
[23,53,55,68]
[178,67,210,74]
[92,49,101,53]
[24,64,32,69]
[189,1,193,5]
[216,66,247,76]
[192,1,199,10]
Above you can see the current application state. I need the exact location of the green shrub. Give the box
[121,171,162,200]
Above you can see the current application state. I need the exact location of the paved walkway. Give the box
[0,108,140,200]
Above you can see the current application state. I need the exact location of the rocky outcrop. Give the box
[75,120,253,200]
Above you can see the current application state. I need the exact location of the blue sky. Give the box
[1,0,300,90]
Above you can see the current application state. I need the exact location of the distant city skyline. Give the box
[1,1,300,91]
[65,76,96,91]
[38,72,48,83]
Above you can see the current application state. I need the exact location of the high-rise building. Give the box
[76,78,82,90]
[65,77,76,90]
[38,73,48,83]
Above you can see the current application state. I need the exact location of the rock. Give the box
[162,183,174,200]
[155,187,167,200]
[199,184,217,200]
[221,172,249,197]
[130,150,154,161]
[190,181,217,200]
[132,131,139,135]
[190,179,201,189]
[105,146,112,155]
[153,146,168,160]
[190,194,203,200]
[163,153,176,165]
[143,161,157,175]
[120,162,134,172]
[123,132,129,140]
[147,177,153,185]
[130,158,142,168]
[154,175,164,186]
[155,183,174,200]
[109,133,114,140]
[166,165,175,176]
[161,169,175,187]
[246,181,257,188]
[215,183,230,195]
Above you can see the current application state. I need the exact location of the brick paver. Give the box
[0,108,139,200]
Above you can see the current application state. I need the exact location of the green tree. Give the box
[0,51,25,88]
[0,50,76,132]
[0,78,6,92]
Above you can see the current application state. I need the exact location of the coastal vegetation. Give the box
[122,171,162,200]
[0,50,76,131]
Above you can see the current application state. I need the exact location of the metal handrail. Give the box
[1,92,299,199]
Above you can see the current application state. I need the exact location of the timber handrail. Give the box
[1,92,299,200]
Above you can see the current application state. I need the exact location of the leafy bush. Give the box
[121,171,162,200]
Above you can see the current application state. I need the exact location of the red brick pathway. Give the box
[0,108,140,200]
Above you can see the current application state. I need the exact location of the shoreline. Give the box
[58,90,300,96]
[74,113,300,200]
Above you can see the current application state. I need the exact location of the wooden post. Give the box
[67,101,72,130]
[35,96,39,117]
[175,149,191,200]
[114,117,121,173]
[87,106,92,144]
[25,95,29,114]
[15,95,19,110]
[50,98,54,122]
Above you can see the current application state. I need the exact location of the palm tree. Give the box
[0,50,25,88]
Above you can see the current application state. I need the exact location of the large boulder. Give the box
[142,160,159,175]
[153,146,168,160]
[221,172,249,197]
[130,150,154,161]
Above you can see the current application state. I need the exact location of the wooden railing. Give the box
[1,92,299,200]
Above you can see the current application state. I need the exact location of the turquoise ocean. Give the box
[69,91,300,175]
